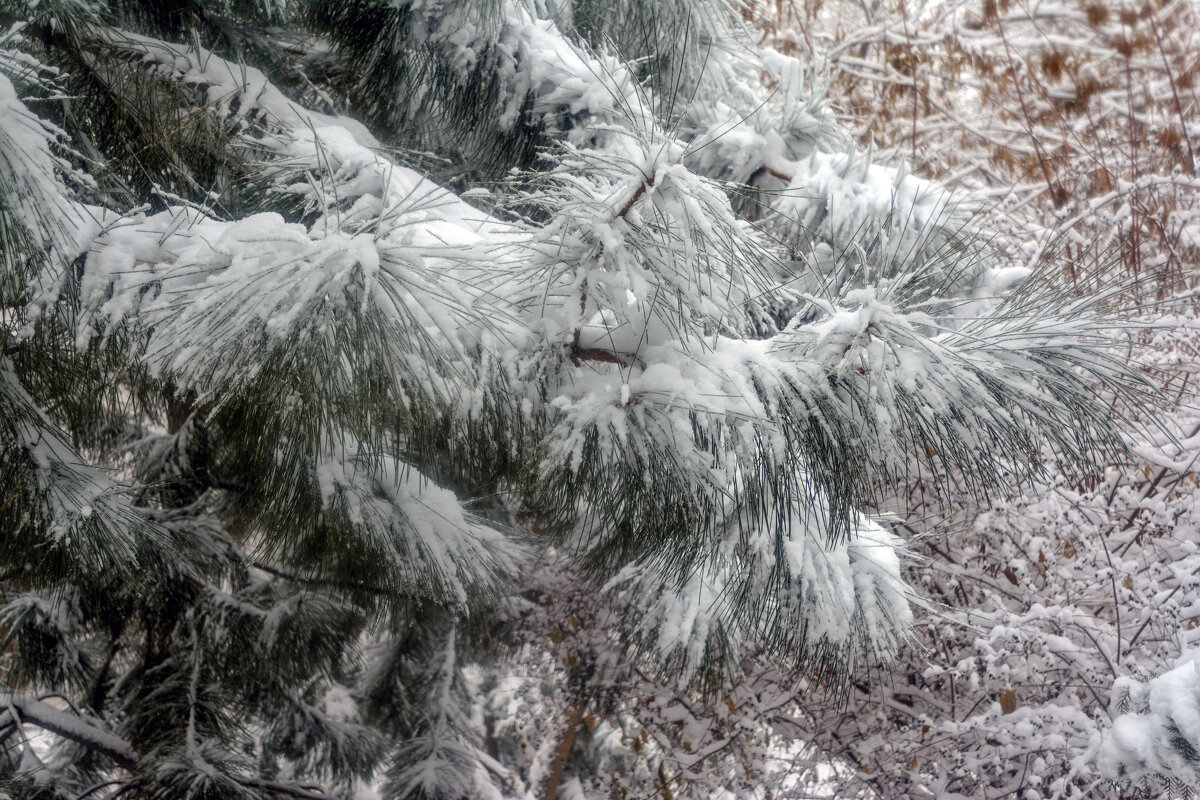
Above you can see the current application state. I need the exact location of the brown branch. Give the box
[750,165,794,184]
[995,14,1066,206]
[565,169,676,367]
[1148,12,1196,175]
[570,277,589,365]
[567,277,634,368]
[1113,417,1200,559]
[569,345,631,366]
[618,177,653,218]
[537,694,589,800]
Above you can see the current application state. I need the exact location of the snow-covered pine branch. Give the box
[0,0,1152,797]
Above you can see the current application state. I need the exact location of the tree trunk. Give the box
[537,694,588,800]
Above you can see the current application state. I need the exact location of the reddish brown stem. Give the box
[570,346,630,366]
[618,174,657,217]
[751,165,794,183]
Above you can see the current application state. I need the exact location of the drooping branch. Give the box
[238,778,335,800]
[2,696,135,769]
[3,696,335,799]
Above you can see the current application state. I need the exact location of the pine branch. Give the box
[2,695,136,769]
[249,560,391,597]
[237,778,334,800]
[4,696,341,799]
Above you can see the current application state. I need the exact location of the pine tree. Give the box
[0,1,1147,797]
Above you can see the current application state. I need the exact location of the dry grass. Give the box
[749,0,1200,299]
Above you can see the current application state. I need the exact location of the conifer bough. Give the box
[0,0,1144,797]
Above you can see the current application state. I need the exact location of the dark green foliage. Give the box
[298,0,543,185]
